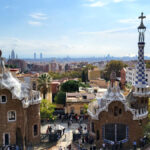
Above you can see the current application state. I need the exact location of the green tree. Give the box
[61,80,79,92]
[83,104,88,114]
[54,91,66,105]
[82,70,86,83]
[38,73,51,99]
[40,99,56,119]
[102,60,125,81]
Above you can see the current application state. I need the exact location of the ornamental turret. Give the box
[133,12,150,97]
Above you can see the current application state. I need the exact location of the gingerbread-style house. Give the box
[88,13,150,147]
[0,50,41,148]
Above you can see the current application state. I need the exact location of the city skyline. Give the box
[1,0,150,58]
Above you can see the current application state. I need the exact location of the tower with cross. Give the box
[133,12,150,97]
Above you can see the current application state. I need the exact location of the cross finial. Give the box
[139,12,146,23]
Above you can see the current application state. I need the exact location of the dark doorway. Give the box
[16,128,23,145]
[103,123,128,142]
[4,133,9,145]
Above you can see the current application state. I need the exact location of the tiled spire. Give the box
[135,12,147,88]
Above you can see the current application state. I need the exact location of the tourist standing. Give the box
[102,143,106,150]
[133,141,137,150]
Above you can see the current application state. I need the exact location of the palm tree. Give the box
[38,73,51,99]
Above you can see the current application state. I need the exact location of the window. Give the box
[0,95,7,103]
[8,111,16,122]
[33,124,38,136]
[119,109,122,115]
[83,95,87,99]
[94,89,97,93]
[32,82,36,90]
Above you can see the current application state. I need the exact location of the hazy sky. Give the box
[1,0,150,58]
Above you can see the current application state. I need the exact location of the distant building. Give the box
[34,53,36,60]
[7,59,27,72]
[11,50,15,59]
[40,53,43,60]
[88,67,100,80]
[65,92,95,115]
[125,67,150,86]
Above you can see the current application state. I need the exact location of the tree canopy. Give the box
[101,60,126,81]
[40,99,56,119]
[61,80,79,92]
[54,91,66,105]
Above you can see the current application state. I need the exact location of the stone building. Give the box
[88,67,100,81]
[65,92,95,115]
[88,13,150,147]
[0,51,41,148]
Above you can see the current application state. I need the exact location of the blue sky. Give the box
[0,0,150,58]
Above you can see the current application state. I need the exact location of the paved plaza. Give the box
[40,122,87,150]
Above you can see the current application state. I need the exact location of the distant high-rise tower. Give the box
[40,53,43,60]
[16,54,18,59]
[11,50,15,59]
[34,53,36,60]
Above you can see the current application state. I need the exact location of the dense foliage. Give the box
[101,60,126,81]
[54,91,66,105]
[61,80,79,92]
[83,104,88,114]
[40,99,56,119]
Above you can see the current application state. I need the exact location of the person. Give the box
[133,141,137,150]
[59,146,62,150]
[102,143,106,150]
[82,137,84,143]
[16,145,19,150]
[48,126,52,133]
[63,128,65,134]
[111,141,115,150]
[120,141,123,149]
